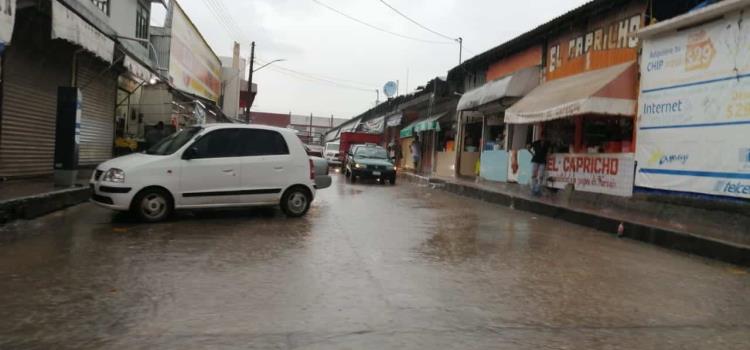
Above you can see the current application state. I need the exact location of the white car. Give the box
[324,142,340,166]
[90,124,327,222]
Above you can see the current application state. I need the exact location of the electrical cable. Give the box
[264,65,376,93]
[255,56,377,88]
[311,0,453,44]
[376,0,457,42]
[200,0,244,44]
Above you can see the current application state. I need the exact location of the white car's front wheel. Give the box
[280,187,311,217]
[131,188,173,222]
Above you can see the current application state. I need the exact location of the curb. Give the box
[0,186,91,225]
[401,172,750,266]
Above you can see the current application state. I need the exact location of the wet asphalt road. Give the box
[1,176,749,349]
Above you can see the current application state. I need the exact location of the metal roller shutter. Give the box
[76,54,117,166]
[0,44,69,178]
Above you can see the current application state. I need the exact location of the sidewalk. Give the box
[401,172,750,266]
[0,173,92,224]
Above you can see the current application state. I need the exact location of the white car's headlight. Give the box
[102,168,125,183]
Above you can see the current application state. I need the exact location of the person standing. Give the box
[528,138,550,195]
[410,137,421,170]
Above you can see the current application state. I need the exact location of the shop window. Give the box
[136,0,150,41]
[91,0,109,15]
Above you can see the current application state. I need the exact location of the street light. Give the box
[253,59,286,73]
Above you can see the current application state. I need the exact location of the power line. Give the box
[200,0,245,44]
[376,0,457,42]
[256,57,377,88]
[256,60,376,92]
[311,0,453,45]
[200,0,251,51]
[267,66,376,92]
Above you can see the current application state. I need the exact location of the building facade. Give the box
[0,0,166,178]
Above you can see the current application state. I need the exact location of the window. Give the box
[136,0,150,40]
[147,127,203,156]
[91,0,109,15]
[190,129,242,159]
[237,129,290,156]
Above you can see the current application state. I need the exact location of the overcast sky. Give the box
[169,0,590,119]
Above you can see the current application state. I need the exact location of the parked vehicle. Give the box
[304,144,324,158]
[338,132,383,165]
[344,144,397,184]
[324,142,341,166]
[90,124,330,222]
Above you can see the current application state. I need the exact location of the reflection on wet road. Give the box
[1,176,749,349]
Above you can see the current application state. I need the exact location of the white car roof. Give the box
[199,123,296,135]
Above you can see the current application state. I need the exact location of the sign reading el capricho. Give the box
[549,14,642,73]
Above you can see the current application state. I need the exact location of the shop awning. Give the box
[457,66,540,111]
[505,62,637,124]
[51,1,115,63]
[400,112,447,137]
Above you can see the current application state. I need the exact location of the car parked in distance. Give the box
[344,144,397,184]
[304,144,324,158]
[324,142,341,166]
[90,124,330,222]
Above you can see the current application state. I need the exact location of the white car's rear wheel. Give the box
[281,187,311,217]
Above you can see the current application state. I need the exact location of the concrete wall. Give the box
[71,0,154,62]
[220,56,246,118]
[139,84,173,126]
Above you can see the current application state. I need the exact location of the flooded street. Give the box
[1,177,749,349]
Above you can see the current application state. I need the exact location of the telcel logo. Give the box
[715,181,750,195]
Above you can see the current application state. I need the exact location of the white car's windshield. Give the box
[355,147,388,159]
[146,127,203,155]
[326,144,339,151]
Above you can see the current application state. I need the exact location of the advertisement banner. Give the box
[169,1,222,102]
[361,116,385,133]
[0,0,14,45]
[636,8,750,199]
[546,153,635,197]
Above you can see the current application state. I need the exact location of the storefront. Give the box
[502,4,645,197]
[0,2,116,177]
[114,55,159,155]
[456,66,540,180]
[505,62,639,197]
[399,111,454,175]
[456,112,482,177]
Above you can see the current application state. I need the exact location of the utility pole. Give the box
[458,37,463,65]
[309,113,314,144]
[375,89,380,106]
[246,41,255,124]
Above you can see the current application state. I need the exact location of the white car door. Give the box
[179,129,243,207]
[237,129,294,204]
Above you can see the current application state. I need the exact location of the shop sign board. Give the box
[169,1,222,102]
[361,116,385,133]
[0,0,14,45]
[547,153,635,197]
[546,2,645,81]
[635,8,750,199]
[123,56,155,83]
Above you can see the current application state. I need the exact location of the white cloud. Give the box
[175,0,590,118]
